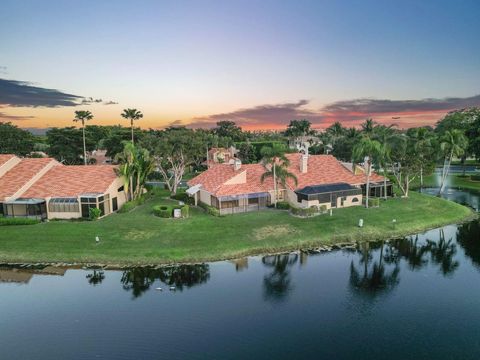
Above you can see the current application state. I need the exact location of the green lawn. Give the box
[0,192,475,265]
[412,173,480,192]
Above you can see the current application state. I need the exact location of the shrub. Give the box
[89,207,102,220]
[276,201,291,210]
[291,206,320,217]
[319,205,328,213]
[153,205,172,218]
[366,198,380,207]
[180,205,190,218]
[471,174,480,181]
[170,192,194,205]
[0,217,40,226]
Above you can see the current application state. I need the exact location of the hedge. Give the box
[471,174,480,181]
[276,201,291,210]
[290,206,318,217]
[198,202,222,217]
[365,198,381,207]
[153,204,190,218]
[0,217,40,226]
[170,192,194,205]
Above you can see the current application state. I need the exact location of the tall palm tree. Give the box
[115,142,136,201]
[411,127,433,189]
[353,137,382,208]
[132,148,155,199]
[325,121,345,148]
[73,110,93,165]
[260,144,297,207]
[361,118,377,137]
[373,125,397,200]
[438,129,468,195]
[121,108,143,145]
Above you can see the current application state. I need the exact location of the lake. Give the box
[1,189,479,359]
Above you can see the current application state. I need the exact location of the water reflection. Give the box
[457,220,480,270]
[86,269,105,286]
[121,264,210,298]
[349,242,400,298]
[262,253,298,302]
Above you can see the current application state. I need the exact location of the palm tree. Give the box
[438,129,468,195]
[260,144,297,207]
[353,137,382,208]
[373,125,397,200]
[325,121,345,148]
[73,110,93,165]
[132,147,155,199]
[121,108,143,145]
[411,127,433,189]
[115,142,136,201]
[361,118,377,137]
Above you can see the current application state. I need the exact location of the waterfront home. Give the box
[0,154,126,220]
[187,153,392,215]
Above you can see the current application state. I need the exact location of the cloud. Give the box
[0,66,7,75]
[103,100,118,105]
[0,112,36,121]
[186,94,480,130]
[189,99,324,130]
[0,78,100,108]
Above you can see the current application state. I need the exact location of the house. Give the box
[206,147,238,167]
[0,154,127,220]
[187,153,392,215]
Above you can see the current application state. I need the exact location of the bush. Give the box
[319,205,328,213]
[198,202,222,216]
[180,205,190,218]
[290,206,318,217]
[153,205,172,218]
[276,201,291,210]
[89,207,102,220]
[366,198,380,207]
[170,192,194,205]
[0,217,40,226]
[471,174,480,181]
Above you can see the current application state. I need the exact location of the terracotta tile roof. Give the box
[23,165,119,198]
[0,154,16,167]
[284,153,384,190]
[188,153,385,197]
[0,158,59,200]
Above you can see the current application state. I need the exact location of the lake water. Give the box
[1,190,479,359]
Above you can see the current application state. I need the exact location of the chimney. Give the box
[300,154,308,173]
[233,158,242,171]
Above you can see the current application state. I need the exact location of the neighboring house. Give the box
[206,147,238,167]
[288,135,321,153]
[88,149,112,165]
[187,153,392,215]
[0,154,127,220]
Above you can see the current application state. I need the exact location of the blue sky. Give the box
[1,0,479,129]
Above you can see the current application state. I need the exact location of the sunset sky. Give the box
[1,0,480,132]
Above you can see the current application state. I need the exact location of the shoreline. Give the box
[1,209,477,269]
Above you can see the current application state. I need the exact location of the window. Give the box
[352,197,359,203]
[48,198,79,213]
[118,186,124,192]
[211,196,219,208]
[248,197,259,205]
[112,197,118,212]
[221,200,239,209]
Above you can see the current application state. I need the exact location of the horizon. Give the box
[1,0,480,131]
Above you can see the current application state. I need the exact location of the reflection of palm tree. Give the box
[425,229,459,276]
[121,265,210,298]
[262,254,298,302]
[456,220,480,270]
[349,242,400,297]
[86,269,105,286]
[390,235,429,270]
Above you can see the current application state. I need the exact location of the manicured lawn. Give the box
[412,173,480,192]
[0,192,475,265]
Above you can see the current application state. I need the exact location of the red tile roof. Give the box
[0,158,59,200]
[188,153,385,197]
[23,165,119,198]
[0,154,16,167]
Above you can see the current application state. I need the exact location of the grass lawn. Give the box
[0,192,475,265]
[411,173,480,192]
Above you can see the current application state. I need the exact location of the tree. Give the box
[284,119,314,147]
[373,125,397,200]
[330,127,360,161]
[260,143,297,207]
[408,127,436,188]
[46,127,95,164]
[103,125,144,159]
[145,127,201,195]
[361,118,377,137]
[237,141,257,164]
[325,121,346,149]
[73,110,93,165]
[438,129,468,195]
[213,120,244,142]
[353,137,382,208]
[121,108,143,145]
[115,142,154,201]
[0,122,35,156]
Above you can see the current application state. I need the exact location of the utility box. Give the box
[358,219,364,228]
[173,209,182,218]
